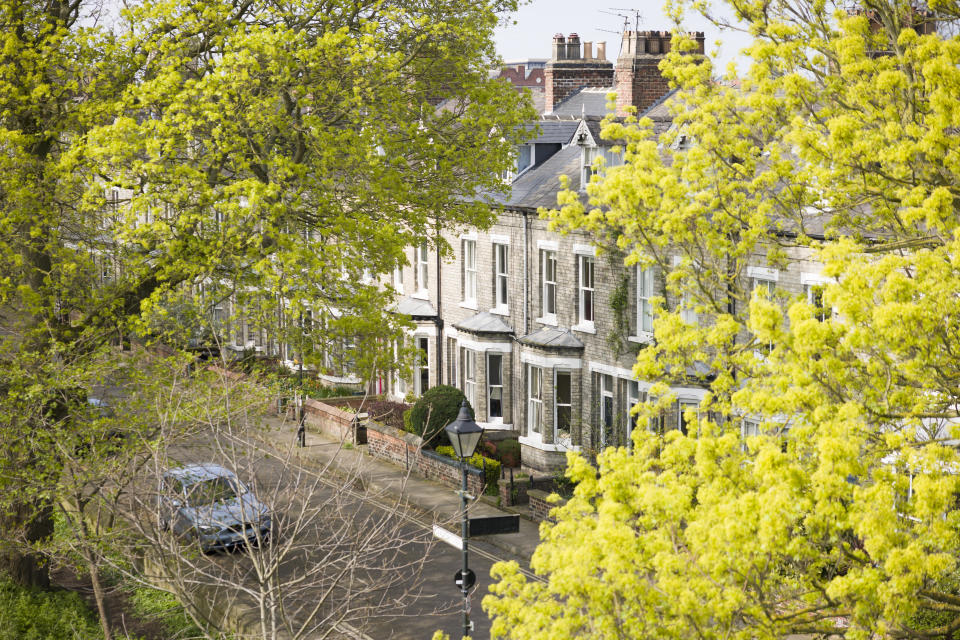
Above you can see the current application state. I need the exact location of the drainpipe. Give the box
[435,223,443,385]
[523,210,530,336]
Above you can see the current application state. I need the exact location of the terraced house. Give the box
[387,28,835,473]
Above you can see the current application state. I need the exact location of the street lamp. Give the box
[444,400,483,639]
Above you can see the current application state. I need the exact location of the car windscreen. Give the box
[186,477,239,505]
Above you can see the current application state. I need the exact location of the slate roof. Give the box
[551,86,616,117]
[523,118,581,144]
[519,327,585,349]
[393,297,437,317]
[489,144,581,210]
[454,312,514,334]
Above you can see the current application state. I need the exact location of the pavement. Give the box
[260,413,544,564]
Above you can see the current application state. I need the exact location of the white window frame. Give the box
[554,369,572,444]
[625,379,642,449]
[599,373,614,448]
[392,266,403,292]
[462,239,477,306]
[680,291,698,326]
[394,341,408,398]
[804,282,829,321]
[415,336,430,397]
[577,255,595,328]
[463,349,477,408]
[414,244,429,297]
[449,338,459,389]
[527,365,543,435]
[541,250,557,322]
[637,265,654,336]
[487,352,504,423]
[493,243,509,314]
[678,400,700,437]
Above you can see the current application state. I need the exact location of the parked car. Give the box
[159,464,272,553]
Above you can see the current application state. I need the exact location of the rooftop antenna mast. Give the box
[607,7,644,32]
[599,8,644,54]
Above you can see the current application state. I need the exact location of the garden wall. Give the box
[528,489,566,523]
[302,398,367,445]
[366,421,484,496]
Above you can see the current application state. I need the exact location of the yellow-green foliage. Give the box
[485,1,960,638]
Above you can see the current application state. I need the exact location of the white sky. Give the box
[494,1,753,75]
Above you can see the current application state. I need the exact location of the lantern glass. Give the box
[444,401,483,459]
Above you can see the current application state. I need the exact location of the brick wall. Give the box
[528,489,565,523]
[366,421,484,495]
[614,30,705,117]
[302,398,367,445]
[545,62,614,112]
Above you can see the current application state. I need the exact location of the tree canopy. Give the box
[484,1,960,638]
[0,0,533,588]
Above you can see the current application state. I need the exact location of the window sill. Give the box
[628,332,654,344]
[480,422,513,430]
[489,306,510,317]
[519,434,580,452]
[572,321,596,335]
[319,373,361,385]
[411,290,429,301]
[535,315,558,327]
[459,300,478,311]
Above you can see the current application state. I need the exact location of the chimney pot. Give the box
[597,41,606,60]
[583,41,593,59]
[552,33,567,60]
[566,32,581,59]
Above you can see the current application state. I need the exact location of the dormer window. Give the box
[503,144,534,182]
[517,144,532,174]
[581,146,622,189]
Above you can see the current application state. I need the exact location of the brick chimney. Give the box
[615,30,705,116]
[544,32,614,113]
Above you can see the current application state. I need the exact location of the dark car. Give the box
[160,464,272,552]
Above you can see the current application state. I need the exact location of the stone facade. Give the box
[383,27,828,474]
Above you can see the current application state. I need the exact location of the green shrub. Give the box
[483,438,520,468]
[0,573,103,640]
[408,385,471,448]
[499,438,521,468]
[434,446,500,493]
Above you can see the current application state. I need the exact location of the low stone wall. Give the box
[528,489,566,523]
[366,421,484,495]
[302,398,367,445]
[499,475,530,507]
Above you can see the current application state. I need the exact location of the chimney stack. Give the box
[544,31,615,113]
[615,30,705,117]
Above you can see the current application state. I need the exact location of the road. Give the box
[166,429,538,640]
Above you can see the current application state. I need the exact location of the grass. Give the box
[0,573,105,640]
[125,584,206,639]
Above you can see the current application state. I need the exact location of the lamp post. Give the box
[297,310,305,447]
[444,400,483,639]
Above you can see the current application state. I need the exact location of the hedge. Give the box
[435,446,500,492]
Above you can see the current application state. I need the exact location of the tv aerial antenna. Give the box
[599,8,644,33]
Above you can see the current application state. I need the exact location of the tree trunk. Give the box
[0,502,53,588]
[85,549,113,640]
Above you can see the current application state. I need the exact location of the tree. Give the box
[485,1,960,638]
[0,0,533,589]
[120,370,442,640]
